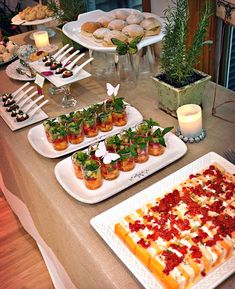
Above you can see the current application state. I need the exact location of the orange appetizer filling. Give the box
[115,163,235,289]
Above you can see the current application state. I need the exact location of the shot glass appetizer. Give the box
[136,118,159,137]
[101,160,119,180]
[148,127,173,156]
[51,124,69,151]
[88,144,100,161]
[111,97,127,127]
[120,128,136,147]
[82,159,102,190]
[134,135,149,163]
[71,151,89,179]
[105,135,121,152]
[83,109,98,138]
[43,118,57,143]
[97,110,113,132]
[117,147,135,172]
[67,119,84,144]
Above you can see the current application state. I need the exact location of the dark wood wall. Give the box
[142,0,217,79]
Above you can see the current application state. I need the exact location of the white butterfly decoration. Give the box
[106,83,120,97]
[95,141,120,164]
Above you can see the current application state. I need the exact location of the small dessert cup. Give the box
[83,115,98,138]
[101,160,119,180]
[51,125,68,151]
[82,159,102,190]
[148,141,165,156]
[43,118,57,143]
[105,135,121,153]
[134,136,149,163]
[67,119,84,144]
[117,149,135,172]
[97,111,113,132]
[112,110,127,127]
[71,151,89,179]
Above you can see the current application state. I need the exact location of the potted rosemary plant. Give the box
[152,0,212,117]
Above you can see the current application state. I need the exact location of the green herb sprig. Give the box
[111,36,143,55]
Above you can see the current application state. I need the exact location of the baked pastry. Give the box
[102,30,128,47]
[92,28,110,43]
[18,4,54,21]
[108,19,126,31]
[81,22,102,37]
[140,17,161,36]
[97,15,114,28]
[115,163,235,289]
[122,24,144,42]
[126,13,144,25]
[114,9,130,20]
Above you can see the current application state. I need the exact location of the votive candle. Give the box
[176,104,202,137]
[33,31,49,49]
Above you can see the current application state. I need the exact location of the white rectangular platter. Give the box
[30,61,91,88]
[90,152,235,289]
[62,9,164,52]
[54,128,187,204]
[28,104,143,158]
[0,93,48,131]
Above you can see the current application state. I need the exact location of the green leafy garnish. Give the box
[111,36,143,55]
[151,127,173,147]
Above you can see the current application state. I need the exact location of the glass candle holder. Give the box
[33,31,49,49]
[176,104,202,137]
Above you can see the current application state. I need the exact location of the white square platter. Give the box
[0,91,48,131]
[90,152,235,289]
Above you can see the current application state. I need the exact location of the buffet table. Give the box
[0,31,235,289]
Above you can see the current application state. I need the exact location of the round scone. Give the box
[103,30,128,47]
[126,13,144,25]
[114,9,130,20]
[140,17,161,36]
[81,21,102,37]
[93,28,110,43]
[122,24,144,43]
[97,15,114,28]
[108,19,126,31]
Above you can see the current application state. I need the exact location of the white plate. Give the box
[30,59,91,88]
[54,128,187,203]
[62,9,164,53]
[12,14,54,26]
[90,152,235,289]
[28,104,143,158]
[6,59,35,81]
[0,91,48,131]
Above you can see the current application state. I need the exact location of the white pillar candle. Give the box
[176,104,202,137]
[33,31,49,49]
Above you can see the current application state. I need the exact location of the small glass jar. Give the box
[117,149,135,172]
[43,119,57,143]
[51,125,68,151]
[112,110,127,127]
[105,135,121,153]
[71,151,88,179]
[83,115,98,138]
[82,159,102,190]
[101,160,119,180]
[97,110,113,132]
[148,141,165,156]
[134,136,149,163]
[67,120,84,144]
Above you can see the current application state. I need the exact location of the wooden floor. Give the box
[0,193,54,289]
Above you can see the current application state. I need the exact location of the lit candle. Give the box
[33,31,49,49]
[176,104,202,137]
